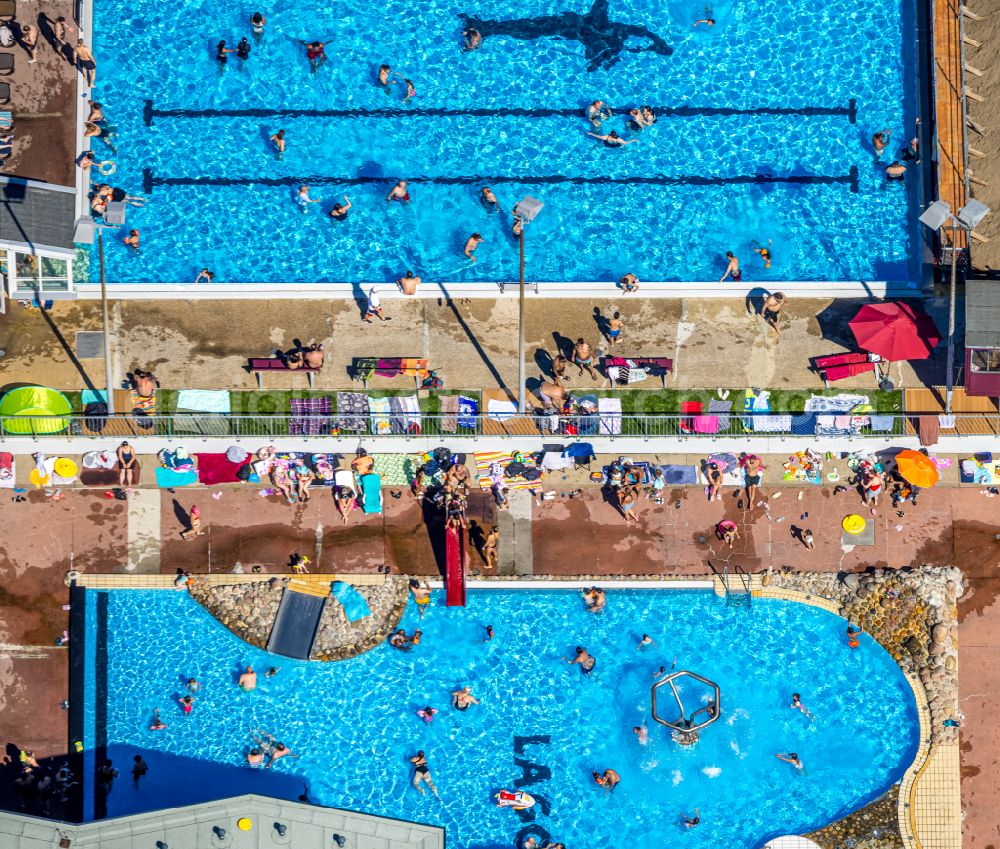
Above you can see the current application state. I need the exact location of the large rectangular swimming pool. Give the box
[88,0,919,284]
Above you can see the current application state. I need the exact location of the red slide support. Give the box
[445,525,467,607]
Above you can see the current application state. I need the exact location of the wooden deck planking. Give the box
[934,0,968,249]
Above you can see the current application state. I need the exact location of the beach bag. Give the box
[84,401,108,432]
[236,464,252,481]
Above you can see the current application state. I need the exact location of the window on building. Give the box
[970,348,1000,373]
[6,250,71,293]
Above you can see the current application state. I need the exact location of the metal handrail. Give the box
[0,412,997,440]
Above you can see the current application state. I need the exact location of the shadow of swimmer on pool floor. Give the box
[459,0,672,71]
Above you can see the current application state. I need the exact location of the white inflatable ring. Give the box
[98,160,116,176]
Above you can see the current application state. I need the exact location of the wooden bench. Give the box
[248,357,321,389]
[601,356,673,388]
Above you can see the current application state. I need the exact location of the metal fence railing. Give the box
[0,412,996,440]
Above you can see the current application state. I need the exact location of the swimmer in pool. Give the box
[587,130,636,147]
[582,586,606,612]
[587,99,613,128]
[409,579,431,617]
[270,129,286,157]
[790,693,814,719]
[387,180,410,203]
[776,752,803,770]
[633,725,649,745]
[250,11,266,41]
[463,27,482,50]
[402,78,416,103]
[378,64,394,90]
[693,17,715,25]
[872,128,891,155]
[637,633,655,650]
[149,708,167,730]
[329,195,352,221]
[178,695,195,714]
[569,646,597,674]
[238,665,257,692]
[682,808,701,828]
[300,40,332,71]
[480,186,500,212]
[592,768,620,792]
[246,747,265,767]
[452,686,479,710]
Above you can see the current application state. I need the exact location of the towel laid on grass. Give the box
[177,389,231,414]
[440,395,460,432]
[598,397,623,435]
[290,396,332,436]
[458,396,479,429]
[336,392,369,432]
[369,396,392,435]
[390,394,422,434]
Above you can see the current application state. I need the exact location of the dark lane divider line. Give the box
[142,166,860,194]
[143,99,857,125]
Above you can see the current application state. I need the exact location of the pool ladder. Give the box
[721,565,752,608]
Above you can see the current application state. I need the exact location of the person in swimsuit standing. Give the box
[720,250,742,282]
[464,233,484,262]
[270,129,286,157]
[124,229,140,253]
[480,186,500,212]
[387,180,410,203]
[569,646,597,673]
[410,579,431,617]
[21,25,37,63]
[572,338,599,380]
[872,128,891,156]
[761,291,786,336]
[236,37,251,61]
[299,40,332,71]
[587,100,612,128]
[451,686,479,710]
[73,39,97,85]
[215,40,234,64]
[116,441,137,487]
[250,12,266,42]
[607,311,624,346]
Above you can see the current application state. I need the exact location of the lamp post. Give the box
[512,196,543,414]
[918,198,991,413]
[74,217,120,414]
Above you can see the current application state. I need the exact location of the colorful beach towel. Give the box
[369,396,392,435]
[336,392,369,432]
[372,454,421,486]
[132,391,156,414]
[458,395,479,429]
[390,394,422,434]
[474,451,540,491]
[290,396,332,436]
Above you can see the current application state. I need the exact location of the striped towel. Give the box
[290,396,332,435]
[397,394,421,434]
[132,392,156,413]
[475,451,541,492]
[370,396,392,435]
[598,397,623,435]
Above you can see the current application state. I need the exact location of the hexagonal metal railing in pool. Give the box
[650,670,721,731]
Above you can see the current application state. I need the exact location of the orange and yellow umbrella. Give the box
[895,449,939,488]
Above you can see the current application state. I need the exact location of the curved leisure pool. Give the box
[87,0,918,283]
[84,589,919,849]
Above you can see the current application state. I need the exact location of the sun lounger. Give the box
[0,53,13,75]
[0,2,14,21]
[813,353,880,386]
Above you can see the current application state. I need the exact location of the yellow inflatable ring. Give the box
[842,514,866,535]
[54,458,78,478]
[98,160,116,176]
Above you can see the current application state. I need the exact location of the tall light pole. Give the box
[75,216,120,414]
[512,196,543,414]
[918,198,990,414]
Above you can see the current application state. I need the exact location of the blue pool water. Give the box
[87,0,917,283]
[85,589,918,848]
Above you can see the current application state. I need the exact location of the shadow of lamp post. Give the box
[512,196,544,414]
[918,198,990,414]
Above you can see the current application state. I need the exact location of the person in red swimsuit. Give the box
[387,180,411,203]
[298,39,332,71]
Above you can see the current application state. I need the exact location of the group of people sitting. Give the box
[411,448,473,529]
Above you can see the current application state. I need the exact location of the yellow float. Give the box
[842,514,866,535]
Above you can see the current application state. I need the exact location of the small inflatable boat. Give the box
[495,790,535,810]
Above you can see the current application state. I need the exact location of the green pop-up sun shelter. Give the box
[0,386,73,434]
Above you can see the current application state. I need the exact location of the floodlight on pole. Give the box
[513,196,543,415]
[918,198,992,414]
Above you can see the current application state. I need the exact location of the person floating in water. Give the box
[299,39,332,72]
[463,27,482,50]
[587,129,635,147]
[693,17,714,25]
[402,78,416,104]
[250,11,266,41]
[378,64,394,91]
[632,725,648,745]
[409,750,439,796]
[387,180,411,204]
[847,624,862,648]
[569,645,597,674]
[592,768,620,792]
[459,0,672,72]
[790,692,814,719]
[753,239,772,269]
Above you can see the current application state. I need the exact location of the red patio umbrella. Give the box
[848,302,942,361]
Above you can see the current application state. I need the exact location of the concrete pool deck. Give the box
[0,477,996,848]
[0,295,950,394]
